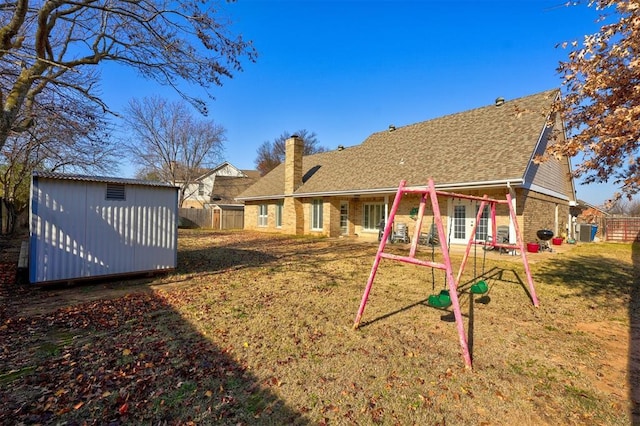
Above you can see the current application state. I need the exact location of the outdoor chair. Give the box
[419,223,439,246]
[391,222,410,243]
[485,225,511,254]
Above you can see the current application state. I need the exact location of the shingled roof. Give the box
[210,174,260,205]
[238,89,559,200]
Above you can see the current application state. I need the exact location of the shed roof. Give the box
[33,171,178,189]
[238,89,559,200]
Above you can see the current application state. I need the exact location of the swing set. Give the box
[352,178,539,368]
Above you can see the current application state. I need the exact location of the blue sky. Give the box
[101,0,616,206]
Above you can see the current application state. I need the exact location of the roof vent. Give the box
[388,124,396,132]
[337,145,344,151]
[495,97,505,107]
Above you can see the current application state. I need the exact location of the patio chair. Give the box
[391,222,410,243]
[419,223,439,246]
[485,225,511,253]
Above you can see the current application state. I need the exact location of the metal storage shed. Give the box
[29,172,178,284]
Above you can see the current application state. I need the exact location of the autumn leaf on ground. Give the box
[118,403,129,415]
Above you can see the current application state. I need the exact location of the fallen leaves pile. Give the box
[0,290,296,425]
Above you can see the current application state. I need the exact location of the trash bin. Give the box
[590,224,598,241]
[579,223,593,242]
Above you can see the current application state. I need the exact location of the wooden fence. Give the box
[604,217,640,242]
[178,208,244,230]
[179,208,214,229]
[221,209,244,229]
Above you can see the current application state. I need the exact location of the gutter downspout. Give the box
[507,182,517,245]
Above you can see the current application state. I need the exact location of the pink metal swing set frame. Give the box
[352,178,539,369]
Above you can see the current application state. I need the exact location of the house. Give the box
[29,172,178,284]
[236,89,577,245]
[181,161,259,209]
[180,162,259,229]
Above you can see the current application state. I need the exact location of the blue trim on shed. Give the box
[29,175,39,284]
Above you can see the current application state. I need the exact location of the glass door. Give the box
[475,204,490,242]
[340,202,349,235]
[450,203,469,245]
[450,199,491,245]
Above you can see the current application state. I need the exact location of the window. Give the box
[363,203,384,231]
[198,182,205,196]
[454,205,466,239]
[311,199,323,230]
[106,183,125,201]
[275,201,283,228]
[258,204,268,227]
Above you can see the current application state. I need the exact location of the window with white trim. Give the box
[475,205,490,241]
[311,199,323,230]
[363,203,384,231]
[275,201,283,228]
[454,205,466,239]
[258,204,268,227]
[198,182,205,196]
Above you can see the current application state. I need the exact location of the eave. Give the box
[236,178,526,202]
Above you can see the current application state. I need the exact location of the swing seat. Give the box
[428,290,452,308]
[470,280,488,294]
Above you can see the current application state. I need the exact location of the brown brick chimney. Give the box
[283,136,304,234]
[284,135,303,195]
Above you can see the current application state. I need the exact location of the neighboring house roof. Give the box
[240,170,261,180]
[576,199,607,212]
[238,89,561,200]
[195,161,248,181]
[572,199,609,216]
[210,175,259,205]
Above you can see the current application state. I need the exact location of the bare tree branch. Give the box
[0,0,256,150]
[122,96,225,207]
[255,130,328,176]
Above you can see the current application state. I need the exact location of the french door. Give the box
[449,199,490,245]
[340,202,349,235]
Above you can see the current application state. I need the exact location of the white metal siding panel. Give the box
[84,181,136,277]
[133,186,177,270]
[30,176,178,284]
[30,178,89,282]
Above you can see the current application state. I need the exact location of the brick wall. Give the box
[329,199,341,237]
[243,201,283,233]
[243,203,258,231]
[519,189,571,243]
[283,197,303,235]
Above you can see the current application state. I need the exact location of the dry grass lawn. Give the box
[0,229,638,425]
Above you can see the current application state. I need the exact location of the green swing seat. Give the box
[428,289,452,308]
[470,280,489,294]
